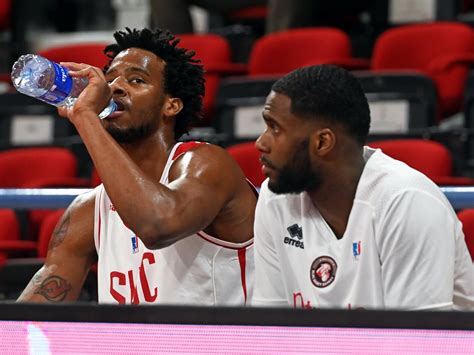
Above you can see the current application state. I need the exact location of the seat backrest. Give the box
[37,209,65,258]
[372,22,474,116]
[0,209,20,242]
[356,71,438,134]
[177,34,233,123]
[372,22,473,71]
[0,0,11,30]
[248,27,351,76]
[38,42,111,69]
[368,139,453,178]
[456,209,474,262]
[0,147,78,187]
[178,34,232,67]
[227,141,264,188]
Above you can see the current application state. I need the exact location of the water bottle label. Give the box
[38,62,73,105]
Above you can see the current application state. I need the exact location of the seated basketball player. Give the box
[18,28,257,305]
[251,65,473,310]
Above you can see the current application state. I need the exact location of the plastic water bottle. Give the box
[11,54,117,119]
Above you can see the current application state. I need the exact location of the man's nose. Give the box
[255,133,269,153]
[109,77,126,96]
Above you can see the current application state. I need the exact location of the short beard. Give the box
[106,122,155,144]
[268,139,321,194]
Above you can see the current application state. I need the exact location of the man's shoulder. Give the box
[359,149,443,201]
[171,141,211,161]
[69,188,97,212]
[171,141,232,164]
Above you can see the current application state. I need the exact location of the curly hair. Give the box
[103,28,205,140]
[272,65,370,145]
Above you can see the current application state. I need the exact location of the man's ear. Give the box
[310,128,336,157]
[163,97,183,118]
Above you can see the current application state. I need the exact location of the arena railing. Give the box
[0,187,474,210]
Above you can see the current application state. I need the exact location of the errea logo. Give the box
[284,224,304,249]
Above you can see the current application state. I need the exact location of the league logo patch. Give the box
[310,256,337,288]
[131,235,139,254]
[352,241,361,259]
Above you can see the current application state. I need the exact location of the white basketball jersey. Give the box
[252,147,474,310]
[94,142,254,305]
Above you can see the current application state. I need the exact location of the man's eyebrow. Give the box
[106,67,150,76]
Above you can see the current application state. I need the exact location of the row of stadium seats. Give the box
[1,138,474,259]
[228,139,474,189]
[1,22,474,125]
[3,22,474,172]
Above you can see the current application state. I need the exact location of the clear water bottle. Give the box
[11,54,117,119]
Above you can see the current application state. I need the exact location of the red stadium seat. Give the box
[371,22,474,119]
[0,0,10,31]
[0,147,88,239]
[229,5,268,20]
[227,141,265,188]
[0,147,86,188]
[368,139,474,186]
[177,34,247,124]
[0,209,36,263]
[38,42,111,69]
[248,27,369,76]
[456,209,474,262]
[90,167,101,187]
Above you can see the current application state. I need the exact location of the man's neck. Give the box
[121,132,176,181]
[307,155,366,239]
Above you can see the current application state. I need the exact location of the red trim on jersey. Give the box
[98,190,102,248]
[172,141,207,161]
[196,231,253,250]
[238,248,247,304]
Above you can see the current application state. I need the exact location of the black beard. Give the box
[268,139,321,194]
[106,122,155,144]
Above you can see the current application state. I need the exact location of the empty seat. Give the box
[369,138,474,185]
[0,147,88,239]
[0,147,82,188]
[456,209,474,262]
[177,34,247,124]
[372,22,474,119]
[38,42,111,69]
[227,141,264,188]
[248,27,369,76]
[0,208,36,263]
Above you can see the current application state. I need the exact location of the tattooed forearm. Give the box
[48,211,71,250]
[34,275,72,302]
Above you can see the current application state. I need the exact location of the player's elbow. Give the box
[134,219,182,250]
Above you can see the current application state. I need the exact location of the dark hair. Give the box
[272,65,370,144]
[104,28,205,140]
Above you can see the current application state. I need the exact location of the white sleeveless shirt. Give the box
[94,142,254,305]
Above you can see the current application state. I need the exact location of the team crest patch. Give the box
[310,256,337,288]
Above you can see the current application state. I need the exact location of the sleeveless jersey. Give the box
[94,142,254,305]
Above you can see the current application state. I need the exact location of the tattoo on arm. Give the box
[48,211,71,250]
[34,275,72,302]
